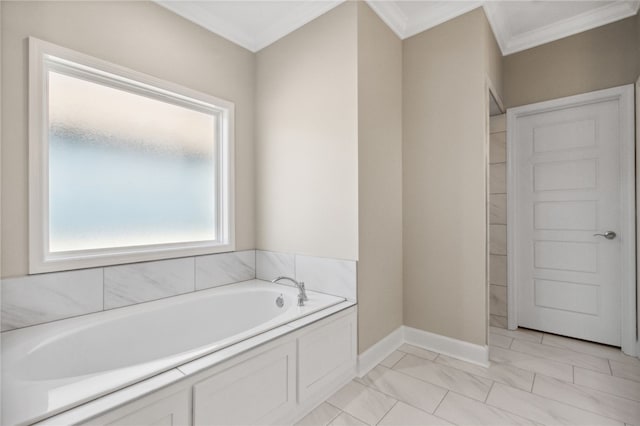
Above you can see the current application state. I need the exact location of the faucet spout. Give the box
[271,276,308,306]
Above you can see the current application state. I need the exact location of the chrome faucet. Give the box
[271,276,308,306]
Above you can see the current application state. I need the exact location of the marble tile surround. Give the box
[1,269,103,331]
[1,250,256,332]
[256,250,357,301]
[2,249,356,331]
[489,117,508,328]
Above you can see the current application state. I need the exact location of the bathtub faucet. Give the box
[271,276,308,306]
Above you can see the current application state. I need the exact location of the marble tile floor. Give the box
[296,327,640,426]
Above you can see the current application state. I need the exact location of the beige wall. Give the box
[1,1,255,278]
[356,2,403,353]
[255,2,359,261]
[403,8,494,346]
[504,15,638,108]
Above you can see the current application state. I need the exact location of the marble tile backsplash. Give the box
[2,249,357,332]
[104,257,195,309]
[256,250,357,301]
[196,250,255,290]
[255,250,295,281]
[1,250,255,332]
[1,269,104,331]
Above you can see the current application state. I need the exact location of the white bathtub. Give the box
[2,280,346,425]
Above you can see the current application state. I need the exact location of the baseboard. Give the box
[356,326,404,377]
[403,326,489,367]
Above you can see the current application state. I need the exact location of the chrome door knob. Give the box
[593,231,616,240]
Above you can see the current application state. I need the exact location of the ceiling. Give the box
[157,0,640,55]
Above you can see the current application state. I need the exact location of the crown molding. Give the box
[156,1,344,53]
[404,1,483,39]
[158,0,640,55]
[364,0,408,39]
[498,1,640,55]
[482,1,509,54]
[252,0,345,51]
[156,1,257,51]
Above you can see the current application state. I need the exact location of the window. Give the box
[29,38,234,273]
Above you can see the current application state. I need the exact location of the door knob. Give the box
[593,231,616,240]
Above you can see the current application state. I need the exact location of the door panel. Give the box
[513,94,624,346]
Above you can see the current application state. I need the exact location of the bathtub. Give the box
[2,280,348,425]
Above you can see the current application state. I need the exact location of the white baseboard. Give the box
[357,326,404,377]
[403,326,489,367]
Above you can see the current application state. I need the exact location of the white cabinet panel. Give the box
[193,341,296,425]
[82,390,190,426]
[297,311,357,402]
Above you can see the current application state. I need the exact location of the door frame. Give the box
[506,85,637,356]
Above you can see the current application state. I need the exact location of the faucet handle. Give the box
[300,282,308,301]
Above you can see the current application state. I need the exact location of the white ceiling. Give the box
[157,0,640,55]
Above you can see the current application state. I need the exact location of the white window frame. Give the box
[29,37,235,273]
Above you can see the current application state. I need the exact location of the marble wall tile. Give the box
[489,194,507,224]
[490,115,506,133]
[295,255,357,301]
[1,269,103,331]
[490,285,507,317]
[104,258,195,309]
[490,225,507,255]
[256,250,295,281]
[489,255,507,286]
[490,163,506,194]
[490,132,506,164]
[195,250,255,290]
[490,314,507,328]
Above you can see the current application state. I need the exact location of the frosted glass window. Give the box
[29,37,234,273]
[48,72,218,252]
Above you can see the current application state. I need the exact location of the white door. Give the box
[510,85,635,346]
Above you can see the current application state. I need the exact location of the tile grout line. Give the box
[323,407,342,426]
[432,390,449,415]
[530,378,636,425]
[483,381,495,403]
[374,400,398,426]
[356,368,449,415]
[530,373,537,394]
[388,352,406,369]
[538,334,630,366]
[507,339,614,372]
